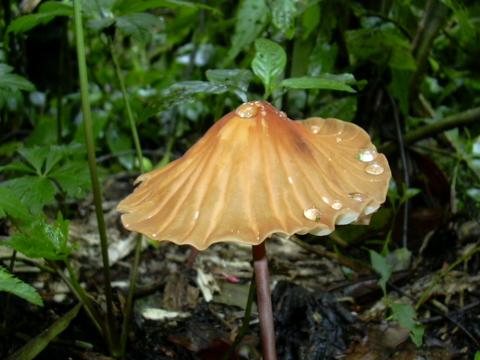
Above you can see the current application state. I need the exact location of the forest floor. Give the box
[1,174,479,360]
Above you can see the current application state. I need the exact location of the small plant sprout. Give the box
[117,101,391,359]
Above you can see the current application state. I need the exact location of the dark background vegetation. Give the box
[1,0,480,359]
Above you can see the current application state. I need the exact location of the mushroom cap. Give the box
[117,101,391,250]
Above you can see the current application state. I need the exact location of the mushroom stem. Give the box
[252,242,277,360]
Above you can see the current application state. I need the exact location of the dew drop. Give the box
[278,111,287,118]
[321,196,330,204]
[365,162,384,175]
[310,125,321,134]
[335,211,359,225]
[288,176,294,184]
[364,203,380,215]
[358,148,378,162]
[194,210,200,220]
[349,192,366,202]
[235,103,258,118]
[304,207,321,222]
[331,200,343,210]
[260,110,267,117]
[336,137,342,143]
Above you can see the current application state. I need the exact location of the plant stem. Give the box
[224,275,256,360]
[73,0,117,354]
[109,38,145,357]
[251,242,277,360]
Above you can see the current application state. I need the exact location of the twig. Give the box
[380,106,480,154]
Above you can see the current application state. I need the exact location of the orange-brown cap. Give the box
[117,101,391,250]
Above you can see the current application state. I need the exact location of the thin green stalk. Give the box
[73,0,117,354]
[109,39,145,357]
[62,260,104,335]
[224,275,256,360]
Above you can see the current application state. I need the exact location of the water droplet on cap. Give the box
[335,211,359,225]
[288,176,294,184]
[235,103,258,118]
[364,203,380,215]
[310,125,321,134]
[349,193,366,202]
[358,148,378,162]
[304,208,321,222]
[331,200,343,210]
[278,111,287,118]
[194,210,200,220]
[336,137,342,143]
[365,162,384,175]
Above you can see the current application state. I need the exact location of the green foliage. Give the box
[0,267,43,306]
[226,0,269,64]
[252,38,286,98]
[7,214,71,261]
[0,187,32,221]
[271,0,297,38]
[281,74,357,93]
[0,64,35,110]
[7,2,72,34]
[0,144,90,213]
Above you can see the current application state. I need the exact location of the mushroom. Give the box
[117,101,391,359]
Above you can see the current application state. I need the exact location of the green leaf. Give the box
[114,0,219,15]
[206,69,253,102]
[115,13,163,41]
[6,303,81,360]
[0,64,35,92]
[2,176,57,214]
[252,38,286,96]
[475,351,480,360]
[49,161,91,199]
[7,215,71,261]
[345,28,416,70]
[0,267,43,306]
[7,2,72,34]
[369,250,392,293]
[105,127,134,170]
[0,187,32,221]
[271,0,296,38]
[18,146,49,175]
[281,75,356,93]
[163,81,228,98]
[225,0,269,64]
[390,302,424,346]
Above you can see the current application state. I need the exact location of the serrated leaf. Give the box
[252,38,286,96]
[0,187,32,222]
[281,75,356,93]
[271,0,296,38]
[225,0,268,64]
[116,13,163,41]
[7,2,72,34]
[2,176,57,214]
[369,250,392,293]
[7,216,71,261]
[0,267,43,306]
[6,303,81,360]
[49,161,91,199]
[18,146,49,174]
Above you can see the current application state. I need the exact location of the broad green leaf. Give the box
[300,3,320,40]
[163,81,228,98]
[2,176,57,214]
[206,69,253,102]
[114,0,219,15]
[225,0,269,64]
[271,0,297,38]
[475,351,480,360]
[6,303,81,360]
[49,161,91,199]
[369,250,392,293]
[116,13,163,41]
[252,38,286,96]
[281,75,356,93]
[0,187,32,221]
[0,267,43,306]
[7,2,72,34]
[0,161,37,175]
[7,216,71,261]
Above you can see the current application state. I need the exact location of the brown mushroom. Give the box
[117,101,391,359]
